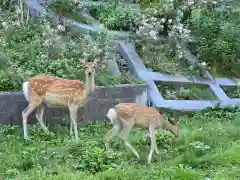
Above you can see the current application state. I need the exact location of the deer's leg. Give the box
[69,121,73,136]
[118,121,140,160]
[22,104,39,140]
[36,104,48,131]
[155,134,159,154]
[69,105,79,140]
[105,124,121,150]
[147,125,157,164]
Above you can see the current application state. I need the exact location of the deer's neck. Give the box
[85,75,95,95]
[163,120,177,136]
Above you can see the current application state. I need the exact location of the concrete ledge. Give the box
[0,84,147,126]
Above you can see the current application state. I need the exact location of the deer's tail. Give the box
[106,108,118,124]
[22,81,29,102]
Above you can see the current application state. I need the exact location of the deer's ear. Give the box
[94,49,104,64]
[168,118,174,125]
[93,59,100,65]
[168,118,177,125]
[82,64,87,70]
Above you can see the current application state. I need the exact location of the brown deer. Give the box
[22,50,104,140]
[105,103,180,164]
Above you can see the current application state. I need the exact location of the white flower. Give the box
[57,24,65,32]
[182,5,188,10]
[42,32,47,37]
[212,1,217,4]
[149,30,157,37]
[201,62,207,66]
[1,22,7,28]
[159,25,164,30]
[136,31,141,35]
[45,24,51,30]
[168,31,174,37]
[187,0,194,6]
[183,28,190,35]
[202,0,207,3]
[151,17,157,21]
[168,19,173,23]
[152,36,158,40]
[160,18,166,23]
[178,54,183,59]
[16,8,21,14]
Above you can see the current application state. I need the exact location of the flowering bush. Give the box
[190,1,240,77]
[134,0,194,75]
[132,0,240,77]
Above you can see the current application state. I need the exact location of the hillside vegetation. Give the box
[1,0,240,97]
[0,1,240,179]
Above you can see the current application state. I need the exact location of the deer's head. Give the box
[168,117,180,138]
[83,61,98,77]
[83,49,104,77]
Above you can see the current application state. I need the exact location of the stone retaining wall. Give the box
[0,84,147,126]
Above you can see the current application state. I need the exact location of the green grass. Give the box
[0,108,240,179]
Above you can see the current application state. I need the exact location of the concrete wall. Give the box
[0,84,147,126]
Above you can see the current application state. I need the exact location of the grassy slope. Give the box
[0,109,240,179]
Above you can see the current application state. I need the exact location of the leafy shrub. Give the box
[0,0,14,10]
[75,148,122,173]
[190,4,240,77]
[99,6,138,31]
[189,141,211,157]
[49,0,89,24]
[89,4,138,31]
[139,0,158,9]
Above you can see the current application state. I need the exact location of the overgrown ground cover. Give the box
[0,6,137,92]
[0,108,240,179]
